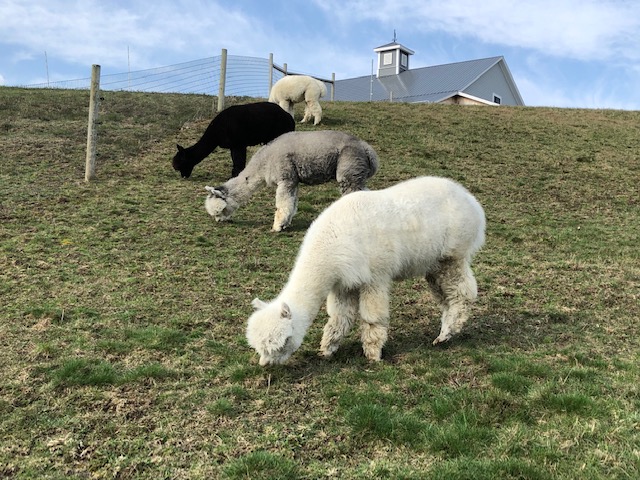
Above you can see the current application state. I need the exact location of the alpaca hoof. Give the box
[320,342,340,358]
[363,349,382,362]
[272,222,290,232]
[432,333,451,345]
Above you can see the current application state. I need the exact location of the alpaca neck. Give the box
[187,118,225,162]
[224,158,267,204]
[186,138,217,163]
[279,256,336,329]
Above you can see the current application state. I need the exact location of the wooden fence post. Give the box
[217,48,227,112]
[84,64,101,182]
[331,73,335,101]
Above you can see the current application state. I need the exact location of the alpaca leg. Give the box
[230,147,247,178]
[272,182,298,232]
[431,258,478,345]
[304,85,323,124]
[358,283,391,361]
[301,103,312,123]
[308,100,323,125]
[426,268,448,320]
[320,288,359,357]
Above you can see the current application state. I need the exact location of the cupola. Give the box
[374,34,414,78]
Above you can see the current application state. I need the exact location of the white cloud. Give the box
[0,0,274,70]
[513,56,640,110]
[312,0,640,63]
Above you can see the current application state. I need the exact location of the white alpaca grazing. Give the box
[268,75,327,125]
[204,130,378,232]
[246,176,486,366]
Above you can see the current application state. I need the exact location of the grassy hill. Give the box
[1,87,638,479]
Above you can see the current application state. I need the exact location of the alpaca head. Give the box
[172,144,194,179]
[204,186,239,221]
[246,298,301,366]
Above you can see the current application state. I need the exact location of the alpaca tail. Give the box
[362,142,380,179]
[316,79,327,98]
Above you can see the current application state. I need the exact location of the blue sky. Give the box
[1,0,639,109]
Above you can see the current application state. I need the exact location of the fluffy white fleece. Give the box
[246,176,486,366]
[268,75,327,125]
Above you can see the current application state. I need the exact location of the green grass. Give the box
[1,86,639,479]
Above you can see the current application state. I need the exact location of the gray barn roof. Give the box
[334,56,524,105]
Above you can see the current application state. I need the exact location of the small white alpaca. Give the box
[268,75,327,125]
[204,130,378,232]
[246,176,486,366]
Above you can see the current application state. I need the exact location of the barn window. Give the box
[401,53,408,67]
[493,94,502,104]
[383,52,393,65]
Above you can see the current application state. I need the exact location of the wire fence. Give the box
[21,52,331,101]
[39,51,337,181]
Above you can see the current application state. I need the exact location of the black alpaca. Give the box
[172,102,295,179]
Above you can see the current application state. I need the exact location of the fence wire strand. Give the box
[21,54,318,99]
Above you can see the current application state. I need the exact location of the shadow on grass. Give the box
[315,116,347,127]
[387,309,584,355]
[248,308,584,377]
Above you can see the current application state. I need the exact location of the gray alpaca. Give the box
[204,130,379,231]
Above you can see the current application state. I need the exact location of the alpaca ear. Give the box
[204,186,226,198]
[177,144,185,152]
[280,302,292,319]
[252,298,268,310]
